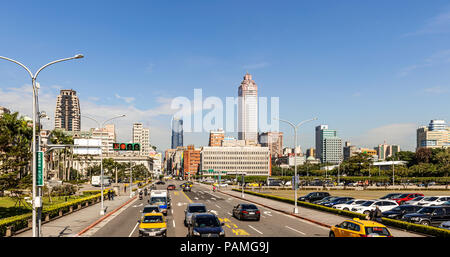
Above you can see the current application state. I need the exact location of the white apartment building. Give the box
[200,146,271,176]
[91,124,116,156]
[133,123,150,156]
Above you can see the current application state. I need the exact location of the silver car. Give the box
[184,203,207,227]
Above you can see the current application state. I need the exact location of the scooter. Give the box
[139,192,143,200]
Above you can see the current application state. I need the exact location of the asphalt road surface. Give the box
[92,179,330,237]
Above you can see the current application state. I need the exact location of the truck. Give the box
[91,176,111,187]
[149,190,170,216]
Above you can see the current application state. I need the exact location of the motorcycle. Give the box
[139,192,143,200]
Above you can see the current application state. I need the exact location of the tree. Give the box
[415,148,432,164]
[0,112,33,195]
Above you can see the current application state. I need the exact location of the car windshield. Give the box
[143,207,159,213]
[397,194,410,198]
[355,200,368,205]
[241,204,258,210]
[365,227,390,236]
[195,216,220,227]
[381,194,399,199]
[391,206,402,211]
[143,216,163,223]
[410,197,423,201]
[344,200,355,204]
[417,207,435,214]
[423,197,438,201]
[189,206,207,213]
[151,197,167,205]
[361,201,375,206]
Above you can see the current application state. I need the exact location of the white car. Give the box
[351,200,399,215]
[403,196,425,206]
[333,199,369,211]
[417,196,450,206]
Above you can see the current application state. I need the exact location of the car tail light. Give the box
[242,211,248,214]
[360,234,367,237]
[256,211,260,214]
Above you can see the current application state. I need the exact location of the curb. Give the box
[218,190,331,228]
[76,196,137,237]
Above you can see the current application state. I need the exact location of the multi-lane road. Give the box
[91,180,330,237]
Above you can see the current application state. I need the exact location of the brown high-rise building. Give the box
[258,132,283,157]
[183,145,201,179]
[54,89,81,131]
[209,129,225,147]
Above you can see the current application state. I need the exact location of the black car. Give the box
[322,197,354,207]
[382,205,423,220]
[402,206,450,226]
[232,204,261,221]
[298,192,331,203]
[156,181,166,185]
[313,196,339,205]
[379,193,402,200]
[187,213,225,237]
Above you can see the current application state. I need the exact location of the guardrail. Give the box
[232,188,450,237]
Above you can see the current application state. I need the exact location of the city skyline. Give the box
[1,1,449,151]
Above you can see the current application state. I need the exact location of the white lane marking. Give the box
[263,211,272,217]
[129,222,139,237]
[173,220,176,228]
[248,225,263,235]
[171,209,173,215]
[210,210,218,215]
[211,197,216,200]
[194,197,199,200]
[285,225,305,235]
[227,212,232,215]
[215,204,222,209]
[206,199,211,202]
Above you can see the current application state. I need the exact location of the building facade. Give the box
[183,145,201,179]
[54,89,81,131]
[258,132,283,157]
[209,129,225,147]
[238,73,258,144]
[417,120,450,149]
[171,117,183,149]
[343,141,357,160]
[133,123,150,156]
[200,146,271,176]
[315,125,342,164]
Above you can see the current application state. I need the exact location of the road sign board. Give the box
[36,151,43,186]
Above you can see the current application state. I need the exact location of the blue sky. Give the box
[1,0,449,151]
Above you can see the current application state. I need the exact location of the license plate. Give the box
[148,232,156,236]
[249,212,255,215]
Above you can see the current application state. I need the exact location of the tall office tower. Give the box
[54,89,81,131]
[133,123,150,156]
[417,120,450,149]
[306,147,316,158]
[171,117,184,149]
[315,125,343,164]
[259,132,284,157]
[209,129,225,147]
[238,72,258,143]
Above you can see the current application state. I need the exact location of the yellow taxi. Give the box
[138,213,167,237]
[247,183,260,187]
[329,218,393,237]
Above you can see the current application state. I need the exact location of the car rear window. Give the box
[241,204,258,210]
[143,207,158,213]
[365,227,390,236]
[189,206,207,213]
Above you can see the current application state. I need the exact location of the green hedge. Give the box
[0,189,113,237]
[232,189,450,237]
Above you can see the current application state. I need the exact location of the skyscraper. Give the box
[54,89,81,131]
[417,120,450,149]
[171,117,183,149]
[133,123,150,156]
[315,125,342,164]
[238,73,258,143]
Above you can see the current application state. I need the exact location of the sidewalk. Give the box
[196,183,424,237]
[14,194,134,237]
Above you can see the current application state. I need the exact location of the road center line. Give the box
[248,225,263,235]
[285,225,305,235]
[129,222,139,237]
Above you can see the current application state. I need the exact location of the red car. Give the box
[392,193,424,205]
[167,184,176,190]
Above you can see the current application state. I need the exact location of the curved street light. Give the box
[82,114,126,215]
[0,54,84,237]
[274,117,318,214]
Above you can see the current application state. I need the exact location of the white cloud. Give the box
[403,9,450,36]
[423,86,449,94]
[114,93,135,104]
[397,49,450,77]
[350,123,417,151]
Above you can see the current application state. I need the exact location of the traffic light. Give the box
[113,143,141,151]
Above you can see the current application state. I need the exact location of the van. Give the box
[150,190,169,215]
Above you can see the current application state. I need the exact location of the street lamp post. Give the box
[275,117,318,214]
[82,114,126,215]
[0,54,83,237]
